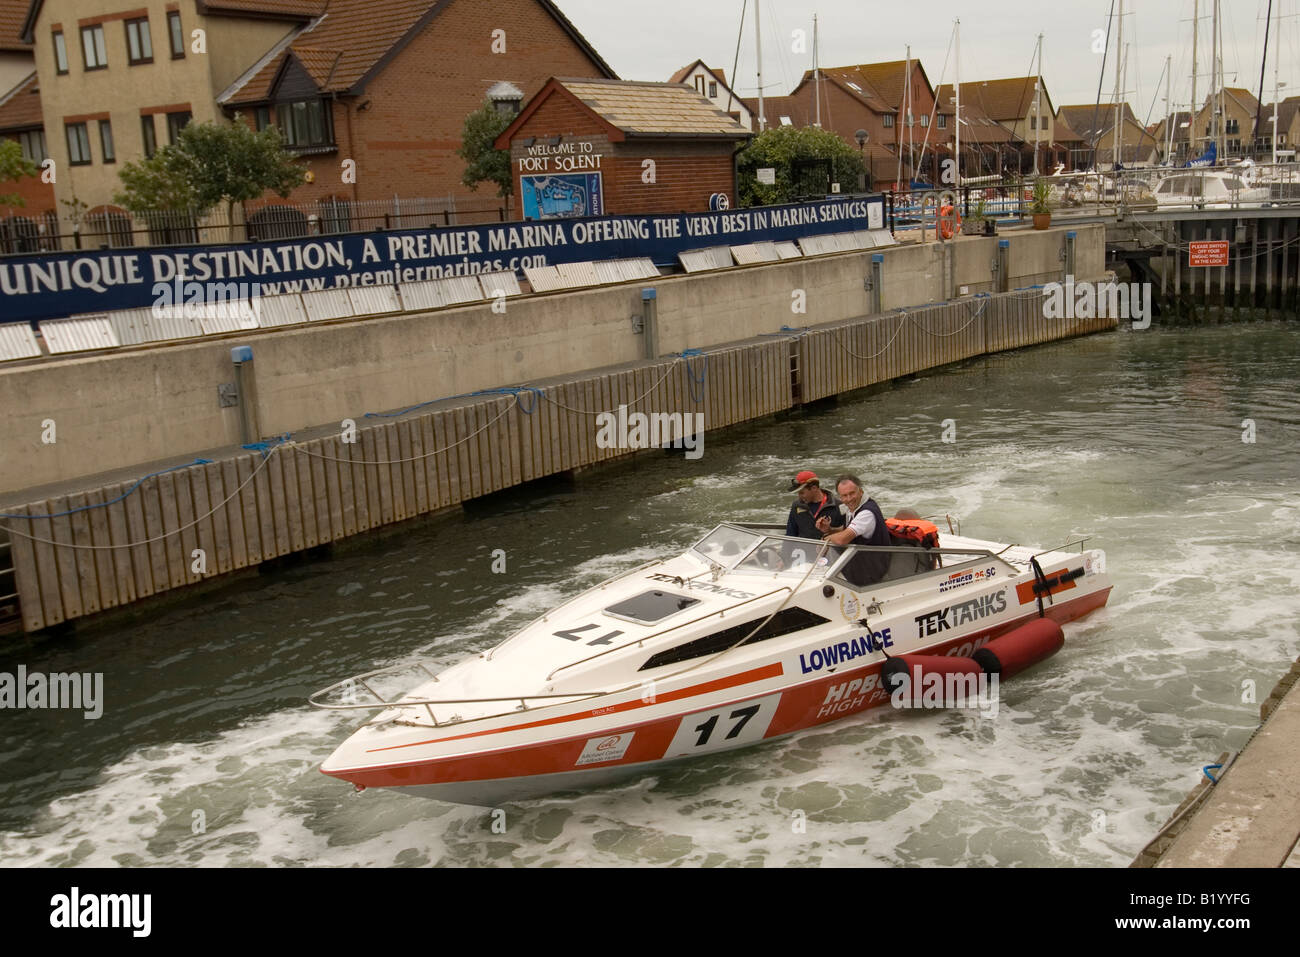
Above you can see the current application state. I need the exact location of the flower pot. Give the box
[1032,213,1052,230]
[982,220,997,236]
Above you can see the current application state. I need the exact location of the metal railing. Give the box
[885,161,1300,232]
[0,194,510,254]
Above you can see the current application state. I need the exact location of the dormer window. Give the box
[487,81,524,117]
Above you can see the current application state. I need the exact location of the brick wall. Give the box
[0,134,55,221]
[251,0,612,214]
[504,87,739,217]
[603,142,737,215]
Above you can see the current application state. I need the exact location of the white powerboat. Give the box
[1154,170,1270,207]
[312,522,1112,805]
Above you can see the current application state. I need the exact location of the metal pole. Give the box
[1034,34,1042,175]
[755,0,766,132]
[1257,0,1273,159]
[1273,0,1281,165]
[641,288,659,359]
[1165,55,1174,160]
[1113,0,1124,171]
[955,19,961,187]
[1192,0,1199,154]
[813,14,821,128]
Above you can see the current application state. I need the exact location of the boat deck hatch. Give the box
[603,590,700,624]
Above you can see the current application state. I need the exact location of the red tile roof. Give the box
[936,77,1055,124]
[1056,103,1142,143]
[0,71,41,130]
[199,0,325,17]
[225,0,614,105]
[808,61,928,111]
[0,0,29,51]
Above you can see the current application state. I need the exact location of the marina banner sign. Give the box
[0,195,884,326]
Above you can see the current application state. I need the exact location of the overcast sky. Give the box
[553,0,1300,121]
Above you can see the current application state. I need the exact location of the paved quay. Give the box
[1133,656,1300,867]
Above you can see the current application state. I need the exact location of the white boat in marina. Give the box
[1153,170,1271,208]
[312,519,1112,805]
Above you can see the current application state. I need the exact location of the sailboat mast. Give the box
[1165,55,1174,160]
[1217,0,1226,160]
[902,45,911,186]
[813,13,821,128]
[1192,0,1199,152]
[1256,0,1273,159]
[756,0,766,131]
[1034,33,1043,175]
[954,18,961,186]
[1113,0,1124,168]
[1211,0,1220,160]
[1273,0,1281,164]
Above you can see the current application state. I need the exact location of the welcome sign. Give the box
[0,195,885,325]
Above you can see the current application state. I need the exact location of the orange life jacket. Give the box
[885,517,940,551]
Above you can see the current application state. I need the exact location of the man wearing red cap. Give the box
[785,471,844,540]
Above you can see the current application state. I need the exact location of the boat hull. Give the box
[323,585,1111,805]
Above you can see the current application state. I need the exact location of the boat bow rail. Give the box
[307,661,606,727]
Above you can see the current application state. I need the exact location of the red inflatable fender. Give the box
[880,654,982,706]
[976,618,1064,679]
[880,618,1065,705]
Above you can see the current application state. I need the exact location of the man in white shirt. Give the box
[815,475,892,585]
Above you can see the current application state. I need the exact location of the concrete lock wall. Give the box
[0,225,1105,495]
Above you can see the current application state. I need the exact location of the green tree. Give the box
[457,100,514,198]
[0,138,39,207]
[736,126,867,207]
[115,113,307,239]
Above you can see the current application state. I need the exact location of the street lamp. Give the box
[855,129,870,191]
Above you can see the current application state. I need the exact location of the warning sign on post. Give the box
[1189,240,1230,267]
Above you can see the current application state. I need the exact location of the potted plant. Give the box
[1030,178,1053,230]
[967,198,997,236]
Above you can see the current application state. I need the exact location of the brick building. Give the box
[14,0,615,246]
[745,60,948,188]
[938,77,1076,175]
[0,0,54,251]
[1056,102,1157,168]
[494,77,751,219]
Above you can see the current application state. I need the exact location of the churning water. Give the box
[2,322,1298,866]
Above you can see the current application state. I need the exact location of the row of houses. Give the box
[2,0,1298,253]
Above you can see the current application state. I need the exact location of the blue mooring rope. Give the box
[679,350,708,404]
[0,457,214,520]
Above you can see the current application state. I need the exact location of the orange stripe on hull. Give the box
[365,662,784,754]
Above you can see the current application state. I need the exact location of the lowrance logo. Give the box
[914,590,1007,638]
[799,629,893,674]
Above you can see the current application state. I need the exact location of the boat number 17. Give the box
[664,693,782,758]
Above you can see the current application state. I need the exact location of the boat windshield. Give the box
[731,535,837,579]
[690,525,765,569]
